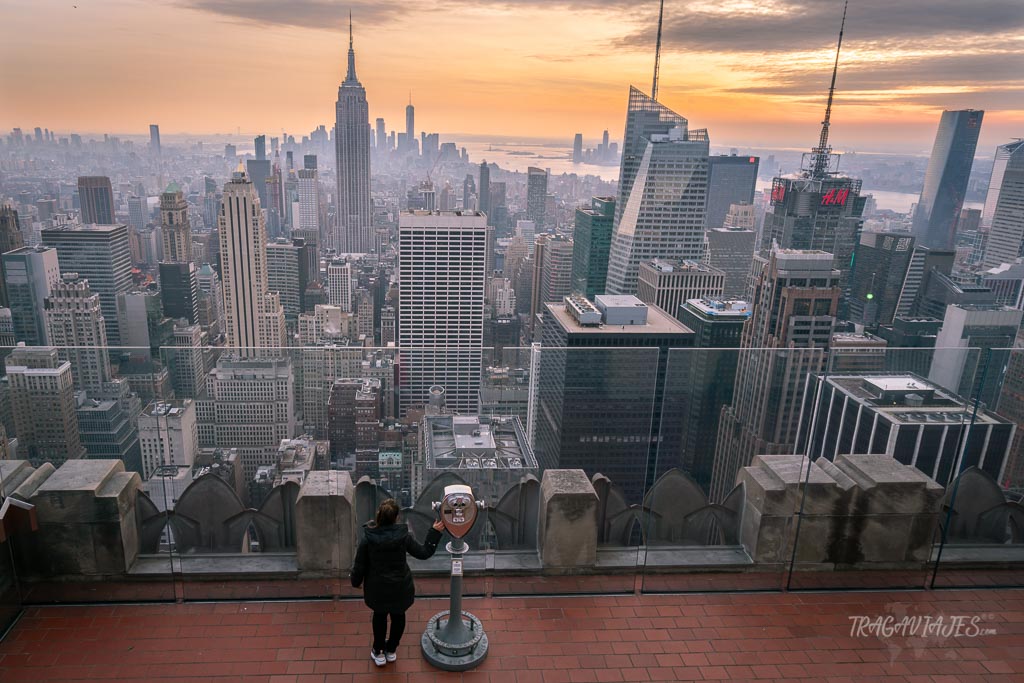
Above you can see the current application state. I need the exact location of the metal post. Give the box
[422,487,488,671]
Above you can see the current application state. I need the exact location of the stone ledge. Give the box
[131,553,300,577]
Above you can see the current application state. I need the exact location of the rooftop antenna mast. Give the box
[809,0,847,179]
[651,0,665,101]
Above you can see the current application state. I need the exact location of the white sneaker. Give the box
[385,651,397,663]
[370,649,386,667]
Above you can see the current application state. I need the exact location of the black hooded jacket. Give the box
[350,522,443,613]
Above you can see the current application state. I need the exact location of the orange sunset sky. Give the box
[1,0,1021,154]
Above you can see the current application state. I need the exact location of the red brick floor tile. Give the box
[1,588,1022,681]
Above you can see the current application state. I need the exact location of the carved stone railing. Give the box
[0,455,1020,582]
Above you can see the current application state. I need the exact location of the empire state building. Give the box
[334,15,372,253]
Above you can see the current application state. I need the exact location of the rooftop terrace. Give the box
[2,587,1021,682]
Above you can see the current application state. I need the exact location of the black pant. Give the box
[372,611,406,653]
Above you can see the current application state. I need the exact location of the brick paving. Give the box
[1,588,1022,682]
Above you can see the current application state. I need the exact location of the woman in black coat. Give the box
[350,498,444,667]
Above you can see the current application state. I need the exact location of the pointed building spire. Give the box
[344,10,359,84]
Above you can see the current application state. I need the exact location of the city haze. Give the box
[1,0,1021,153]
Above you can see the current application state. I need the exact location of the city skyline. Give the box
[1,1,1021,154]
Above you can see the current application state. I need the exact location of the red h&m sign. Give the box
[821,187,850,206]
[770,183,786,204]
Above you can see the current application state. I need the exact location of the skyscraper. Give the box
[706,154,759,230]
[398,210,486,416]
[158,261,199,324]
[605,88,710,295]
[326,258,353,311]
[335,16,372,252]
[217,167,286,353]
[529,234,574,336]
[570,196,615,299]
[77,176,115,225]
[3,245,61,346]
[139,400,198,480]
[149,124,161,154]
[405,95,415,155]
[159,182,192,263]
[0,206,26,307]
[759,7,864,315]
[712,249,840,501]
[799,374,1014,486]
[266,238,302,322]
[535,294,694,501]
[166,322,206,399]
[254,134,266,161]
[5,345,84,466]
[572,133,583,164]
[199,355,295,480]
[296,166,320,235]
[982,143,1024,268]
[44,274,113,393]
[849,231,916,327]
[674,299,750,491]
[636,259,725,317]
[127,196,147,240]
[706,225,756,300]
[526,167,548,228]
[982,140,1024,228]
[41,223,132,346]
[375,118,387,151]
[912,109,984,250]
[478,161,490,217]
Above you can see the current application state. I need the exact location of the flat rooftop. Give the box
[424,414,537,471]
[547,300,693,335]
[2,588,1021,681]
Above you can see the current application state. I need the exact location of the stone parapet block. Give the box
[28,460,141,576]
[539,469,598,569]
[296,470,356,573]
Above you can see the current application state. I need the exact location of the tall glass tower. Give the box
[605,87,709,295]
[912,109,984,250]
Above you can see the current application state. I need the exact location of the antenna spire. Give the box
[344,10,358,83]
[809,0,847,179]
[651,0,665,101]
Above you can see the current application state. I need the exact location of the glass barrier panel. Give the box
[786,346,978,591]
[481,346,658,596]
[932,347,1024,589]
[642,347,804,593]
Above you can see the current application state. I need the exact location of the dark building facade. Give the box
[849,231,915,327]
[706,154,758,230]
[158,261,199,324]
[570,197,614,299]
[798,374,1013,486]
[672,299,750,492]
[77,176,115,225]
[912,109,984,250]
[0,206,26,307]
[535,294,693,502]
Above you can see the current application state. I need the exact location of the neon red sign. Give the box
[821,187,850,206]
[770,184,786,204]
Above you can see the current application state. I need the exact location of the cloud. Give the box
[177,0,407,31]
[618,0,1024,54]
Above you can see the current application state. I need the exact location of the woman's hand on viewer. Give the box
[432,520,445,532]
